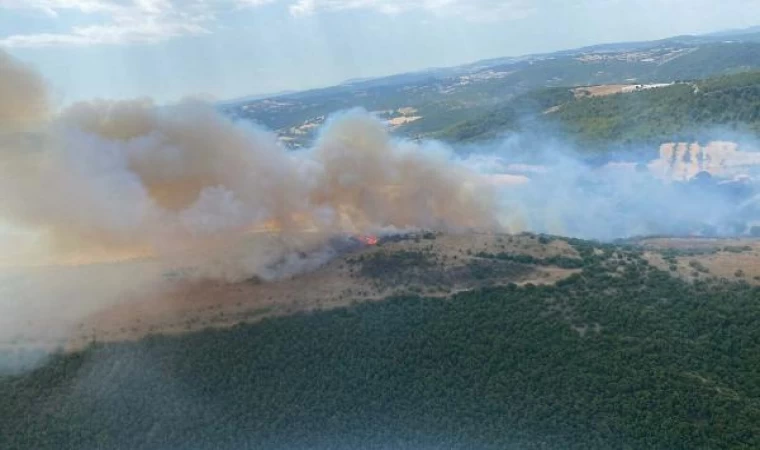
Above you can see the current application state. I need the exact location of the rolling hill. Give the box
[222,31,760,148]
[432,71,760,152]
[6,25,760,450]
[4,235,760,449]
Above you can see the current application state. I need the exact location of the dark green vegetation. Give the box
[428,87,574,142]
[347,248,535,294]
[435,71,760,150]
[4,238,760,449]
[553,72,760,149]
[224,32,760,148]
[475,250,584,269]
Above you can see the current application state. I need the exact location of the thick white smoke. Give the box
[0,50,501,348]
[2,49,757,355]
[469,135,760,240]
[0,51,48,132]
[0,54,498,269]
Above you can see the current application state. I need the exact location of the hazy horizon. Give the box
[2,1,760,105]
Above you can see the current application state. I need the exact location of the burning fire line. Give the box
[357,235,379,246]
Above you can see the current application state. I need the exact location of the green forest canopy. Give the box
[3,238,760,449]
[434,70,760,151]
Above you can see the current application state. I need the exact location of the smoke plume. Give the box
[2,49,759,357]
[0,50,501,349]
[0,52,497,269]
[0,51,48,132]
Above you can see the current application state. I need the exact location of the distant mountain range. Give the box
[231,26,760,101]
[706,25,760,37]
[222,25,760,149]
[217,89,298,107]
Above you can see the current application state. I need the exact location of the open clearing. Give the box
[641,237,760,284]
[572,83,675,99]
[63,233,579,349]
[2,233,583,352]
[10,234,760,353]
[573,84,631,98]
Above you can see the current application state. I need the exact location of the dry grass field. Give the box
[64,232,580,348]
[9,233,760,354]
[641,237,760,284]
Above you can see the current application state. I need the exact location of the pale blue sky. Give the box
[2,0,760,104]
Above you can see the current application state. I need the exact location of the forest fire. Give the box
[358,235,379,246]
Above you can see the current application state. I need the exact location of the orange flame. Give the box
[358,235,379,246]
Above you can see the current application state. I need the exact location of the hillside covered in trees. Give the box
[227,38,760,148]
[3,237,760,449]
[433,71,760,152]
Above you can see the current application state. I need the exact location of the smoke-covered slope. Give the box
[0,48,507,347]
[3,237,760,449]
[4,47,760,361]
[4,31,760,450]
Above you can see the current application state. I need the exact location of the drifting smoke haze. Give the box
[0,51,48,132]
[1,49,759,353]
[0,50,498,347]
[467,133,760,240]
[0,54,497,269]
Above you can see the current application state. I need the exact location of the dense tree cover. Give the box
[435,70,760,151]
[553,73,760,150]
[650,43,760,81]
[3,240,760,449]
[227,42,760,146]
[430,88,574,142]
[347,248,534,292]
[475,250,584,269]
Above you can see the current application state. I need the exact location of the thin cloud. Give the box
[0,22,210,48]
[0,0,130,17]
[0,0,535,48]
[4,0,752,47]
[287,0,535,22]
[0,0,230,47]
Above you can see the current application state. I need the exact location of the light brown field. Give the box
[387,115,422,127]
[11,234,760,354]
[641,237,760,284]
[544,84,636,114]
[57,233,579,349]
[573,84,631,98]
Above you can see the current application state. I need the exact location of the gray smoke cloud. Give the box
[1,48,759,362]
[0,51,48,132]
[472,134,760,239]
[0,62,498,269]
[0,50,499,352]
